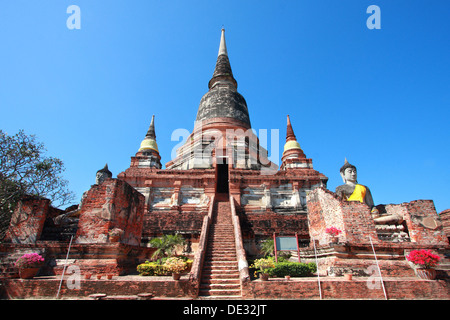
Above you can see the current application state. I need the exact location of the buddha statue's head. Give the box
[340,159,357,184]
[95,164,112,185]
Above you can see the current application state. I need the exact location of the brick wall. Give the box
[143,211,206,237]
[5,196,50,244]
[75,179,145,246]
[440,209,450,241]
[403,200,449,245]
[2,277,196,299]
[242,278,449,299]
[306,188,378,246]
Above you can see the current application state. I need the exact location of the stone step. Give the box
[202,265,239,271]
[208,237,235,240]
[201,272,240,279]
[207,245,236,249]
[200,283,241,291]
[209,225,233,228]
[206,246,235,251]
[205,256,237,261]
[207,242,234,246]
[205,252,237,256]
[206,253,236,258]
[207,249,235,253]
[204,261,238,269]
[200,278,241,285]
[198,288,242,297]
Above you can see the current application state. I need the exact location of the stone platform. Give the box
[1,274,449,300]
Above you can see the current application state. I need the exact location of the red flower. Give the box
[406,250,441,269]
[325,227,342,237]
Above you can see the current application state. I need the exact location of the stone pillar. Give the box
[5,196,50,244]
[75,179,145,246]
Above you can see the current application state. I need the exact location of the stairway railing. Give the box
[189,194,215,293]
[230,195,250,283]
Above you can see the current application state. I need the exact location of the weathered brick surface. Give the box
[305,188,449,278]
[4,197,50,244]
[2,277,196,299]
[307,188,378,246]
[240,211,309,237]
[75,179,145,246]
[143,211,206,237]
[0,242,156,277]
[403,200,449,245]
[440,209,450,241]
[242,278,450,299]
[306,188,449,247]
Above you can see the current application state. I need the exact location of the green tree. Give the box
[0,130,75,239]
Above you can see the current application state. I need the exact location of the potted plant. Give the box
[164,257,187,280]
[14,253,44,279]
[406,249,441,280]
[325,227,342,244]
[250,257,275,281]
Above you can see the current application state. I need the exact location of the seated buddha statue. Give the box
[335,159,403,225]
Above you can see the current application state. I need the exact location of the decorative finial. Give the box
[218,28,228,56]
[145,115,156,139]
[286,115,296,142]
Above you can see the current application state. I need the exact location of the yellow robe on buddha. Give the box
[346,184,366,203]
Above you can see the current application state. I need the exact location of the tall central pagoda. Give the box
[117,29,328,251]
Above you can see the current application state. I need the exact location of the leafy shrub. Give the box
[137,256,193,276]
[164,257,187,274]
[269,261,316,277]
[306,262,317,274]
[137,261,170,276]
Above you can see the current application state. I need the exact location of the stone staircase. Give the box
[436,249,450,279]
[199,195,241,299]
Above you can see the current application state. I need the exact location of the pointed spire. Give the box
[145,115,156,139]
[97,163,112,176]
[281,115,309,170]
[139,115,159,153]
[218,28,228,56]
[283,115,302,152]
[208,28,237,89]
[286,115,297,142]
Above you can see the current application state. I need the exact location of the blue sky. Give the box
[1,1,449,213]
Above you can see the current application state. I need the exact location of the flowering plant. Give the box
[325,227,342,237]
[14,253,44,268]
[163,257,187,274]
[250,257,275,274]
[406,249,441,269]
